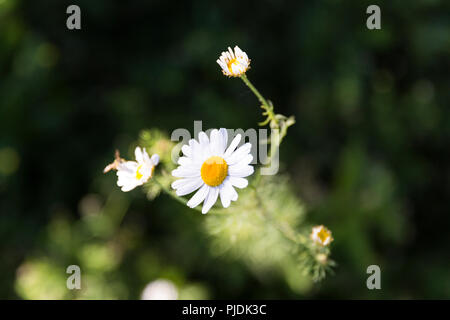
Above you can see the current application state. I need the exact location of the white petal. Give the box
[187,184,209,208]
[228,47,235,59]
[219,56,228,65]
[142,148,151,163]
[230,185,238,201]
[219,182,232,208]
[228,165,254,178]
[209,129,221,155]
[181,144,191,157]
[117,172,134,182]
[202,187,219,214]
[225,143,252,165]
[234,153,253,167]
[138,164,152,181]
[118,177,140,192]
[135,147,144,163]
[117,161,138,173]
[172,166,200,178]
[117,174,135,186]
[175,177,203,196]
[231,63,245,75]
[177,156,193,166]
[120,184,138,192]
[228,176,248,189]
[222,177,238,201]
[190,138,204,163]
[218,128,228,154]
[217,59,227,70]
[198,131,209,146]
[171,178,194,190]
[224,134,241,158]
[151,154,159,166]
[198,132,211,160]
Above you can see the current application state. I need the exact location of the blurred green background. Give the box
[1,0,449,299]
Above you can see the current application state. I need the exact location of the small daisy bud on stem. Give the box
[311,225,334,246]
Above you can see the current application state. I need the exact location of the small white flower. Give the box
[171,128,254,214]
[311,225,333,246]
[116,147,159,192]
[217,46,250,77]
[141,279,178,300]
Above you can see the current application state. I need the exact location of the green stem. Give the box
[240,74,291,173]
[251,185,308,246]
[240,74,270,107]
[240,74,278,126]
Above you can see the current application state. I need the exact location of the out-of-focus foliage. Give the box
[0,0,449,299]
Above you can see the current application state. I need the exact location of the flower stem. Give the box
[240,74,294,174]
[240,74,278,127]
[240,74,269,107]
[251,185,308,246]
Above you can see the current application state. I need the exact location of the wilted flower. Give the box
[217,46,250,77]
[103,149,124,173]
[105,147,159,192]
[311,225,333,246]
[172,128,254,214]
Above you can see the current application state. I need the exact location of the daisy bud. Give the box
[310,225,334,246]
[216,46,250,77]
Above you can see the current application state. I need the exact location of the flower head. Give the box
[114,147,159,192]
[217,46,250,77]
[311,225,333,246]
[171,128,254,214]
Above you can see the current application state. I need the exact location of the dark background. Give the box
[0,0,449,299]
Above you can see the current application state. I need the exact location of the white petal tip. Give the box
[151,154,160,165]
[187,202,195,208]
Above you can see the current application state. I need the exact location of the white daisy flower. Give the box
[216,46,250,77]
[116,147,160,192]
[171,128,254,214]
[311,225,334,246]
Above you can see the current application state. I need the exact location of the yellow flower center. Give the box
[135,164,143,180]
[201,156,228,187]
[317,228,331,244]
[227,59,239,73]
